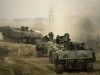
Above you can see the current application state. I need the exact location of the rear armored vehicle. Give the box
[0,26,42,44]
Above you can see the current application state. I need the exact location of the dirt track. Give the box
[22,57,100,75]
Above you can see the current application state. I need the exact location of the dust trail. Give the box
[77,18,99,49]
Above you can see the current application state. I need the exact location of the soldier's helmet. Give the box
[64,33,70,37]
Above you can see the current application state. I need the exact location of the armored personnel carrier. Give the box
[49,42,96,74]
[36,40,48,57]
[0,26,42,44]
[49,34,96,74]
[36,38,56,57]
[49,44,64,63]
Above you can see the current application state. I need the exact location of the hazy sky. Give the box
[0,0,100,19]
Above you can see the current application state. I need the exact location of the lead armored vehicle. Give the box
[50,42,96,74]
[0,26,42,44]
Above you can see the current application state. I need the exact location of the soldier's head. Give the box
[64,33,70,37]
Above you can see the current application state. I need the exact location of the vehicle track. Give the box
[60,59,100,75]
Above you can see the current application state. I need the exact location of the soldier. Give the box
[56,35,60,44]
[63,33,70,42]
[48,32,54,41]
[63,33,71,49]
[43,35,49,42]
[79,43,85,50]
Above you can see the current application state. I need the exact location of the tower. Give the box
[49,7,54,32]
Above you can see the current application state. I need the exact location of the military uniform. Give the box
[63,33,71,49]
[48,32,54,41]
[56,35,60,44]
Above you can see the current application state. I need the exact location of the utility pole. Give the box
[49,7,54,32]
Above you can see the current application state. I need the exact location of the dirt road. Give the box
[22,57,100,75]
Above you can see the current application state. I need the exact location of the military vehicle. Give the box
[49,42,96,74]
[49,33,96,74]
[36,40,56,57]
[49,44,64,63]
[0,26,42,44]
[36,39,49,57]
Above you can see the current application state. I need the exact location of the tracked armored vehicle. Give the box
[36,40,48,57]
[0,26,42,44]
[49,34,96,74]
[50,42,96,74]
[49,44,64,63]
[36,39,56,57]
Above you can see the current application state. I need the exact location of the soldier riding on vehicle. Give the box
[49,33,96,74]
[48,32,54,41]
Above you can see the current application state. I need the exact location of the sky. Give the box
[0,0,100,19]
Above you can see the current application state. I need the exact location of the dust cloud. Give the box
[0,17,100,50]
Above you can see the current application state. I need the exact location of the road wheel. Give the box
[55,64,64,74]
[86,63,93,72]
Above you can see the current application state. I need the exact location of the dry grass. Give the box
[0,41,55,75]
[0,41,100,75]
[0,41,36,57]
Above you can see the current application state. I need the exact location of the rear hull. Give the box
[36,47,48,57]
[55,58,94,64]
[55,59,94,70]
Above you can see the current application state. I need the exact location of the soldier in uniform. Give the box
[63,33,71,49]
[48,32,54,41]
[79,43,85,50]
[63,33,70,42]
[43,35,49,42]
[56,35,60,44]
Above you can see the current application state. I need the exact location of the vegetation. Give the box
[0,41,99,75]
